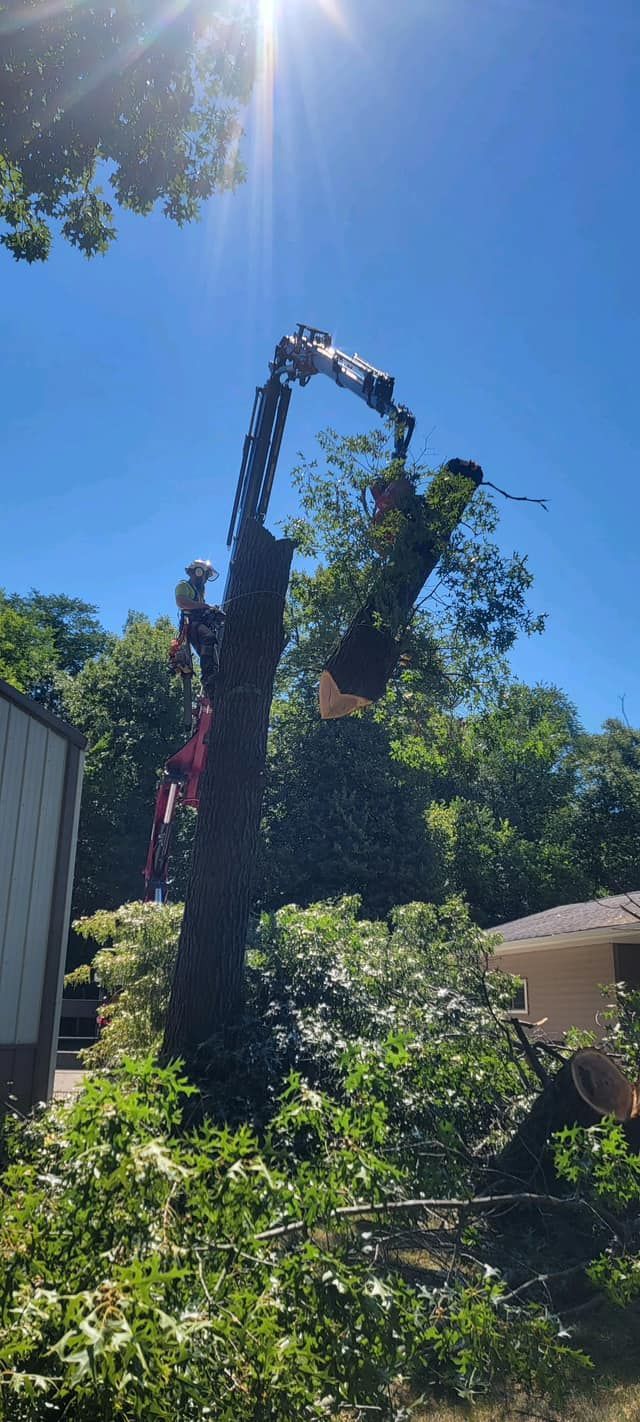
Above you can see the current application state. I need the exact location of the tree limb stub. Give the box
[163,520,293,1063]
[320,460,483,719]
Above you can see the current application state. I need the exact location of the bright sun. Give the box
[254,0,351,166]
[203,0,352,288]
[259,0,349,51]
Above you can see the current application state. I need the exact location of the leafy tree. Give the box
[412,685,591,923]
[280,429,545,709]
[2,588,109,708]
[0,590,57,693]
[575,718,640,893]
[257,700,436,916]
[426,795,588,926]
[7,590,109,676]
[256,431,549,920]
[260,426,584,920]
[0,1048,586,1419]
[260,684,591,926]
[0,0,255,261]
[450,683,581,835]
[61,612,191,914]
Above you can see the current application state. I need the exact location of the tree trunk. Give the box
[163,520,293,1064]
[319,460,483,719]
[491,1048,637,1191]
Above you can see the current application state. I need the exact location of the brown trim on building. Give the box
[32,742,84,1105]
[0,678,86,750]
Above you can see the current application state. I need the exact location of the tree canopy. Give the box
[0,0,255,261]
[0,586,107,705]
[1,431,637,929]
[61,611,191,914]
[576,718,640,894]
[280,429,545,710]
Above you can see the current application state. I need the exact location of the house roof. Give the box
[492,893,640,945]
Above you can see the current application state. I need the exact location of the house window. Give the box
[505,975,528,1016]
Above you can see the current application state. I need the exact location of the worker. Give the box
[369,473,414,525]
[174,559,225,700]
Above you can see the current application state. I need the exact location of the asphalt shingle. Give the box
[491,892,640,944]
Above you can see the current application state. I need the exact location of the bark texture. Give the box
[163,520,293,1063]
[320,461,483,717]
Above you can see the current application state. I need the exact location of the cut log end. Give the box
[319,671,372,721]
[570,1048,634,1122]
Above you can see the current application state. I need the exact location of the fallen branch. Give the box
[501,1260,589,1305]
[511,1017,550,1088]
[254,1192,593,1242]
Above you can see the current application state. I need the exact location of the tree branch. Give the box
[501,1260,589,1304]
[510,1016,550,1088]
[483,480,549,511]
[254,1192,592,1242]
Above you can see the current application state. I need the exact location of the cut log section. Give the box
[319,674,372,720]
[319,459,483,720]
[492,1048,638,1191]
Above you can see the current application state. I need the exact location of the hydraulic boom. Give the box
[225,324,414,592]
[144,323,415,902]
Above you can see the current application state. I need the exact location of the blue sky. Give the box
[3,0,639,729]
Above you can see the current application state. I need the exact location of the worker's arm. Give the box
[176,596,225,618]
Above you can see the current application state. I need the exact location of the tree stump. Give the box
[319,460,483,719]
[163,520,293,1065]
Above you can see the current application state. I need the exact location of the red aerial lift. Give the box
[144,324,415,902]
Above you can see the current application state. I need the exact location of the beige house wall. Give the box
[489,941,616,1039]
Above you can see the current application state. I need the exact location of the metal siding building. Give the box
[0,679,85,1108]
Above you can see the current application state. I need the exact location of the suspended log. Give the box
[491,1047,639,1192]
[319,459,483,720]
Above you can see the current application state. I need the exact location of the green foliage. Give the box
[8,589,109,678]
[555,1118,640,1207]
[61,613,193,914]
[76,896,529,1193]
[250,897,527,1186]
[600,984,640,1079]
[262,663,593,924]
[386,683,590,925]
[259,431,604,926]
[0,0,255,261]
[553,1116,640,1309]
[0,588,108,710]
[280,429,544,707]
[70,901,183,1064]
[0,1057,586,1417]
[258,700,435,916]
[576,719,640,894]
[0,591,57,694]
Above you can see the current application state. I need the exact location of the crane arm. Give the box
[225,324,415,587]
[146,324,415,902]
